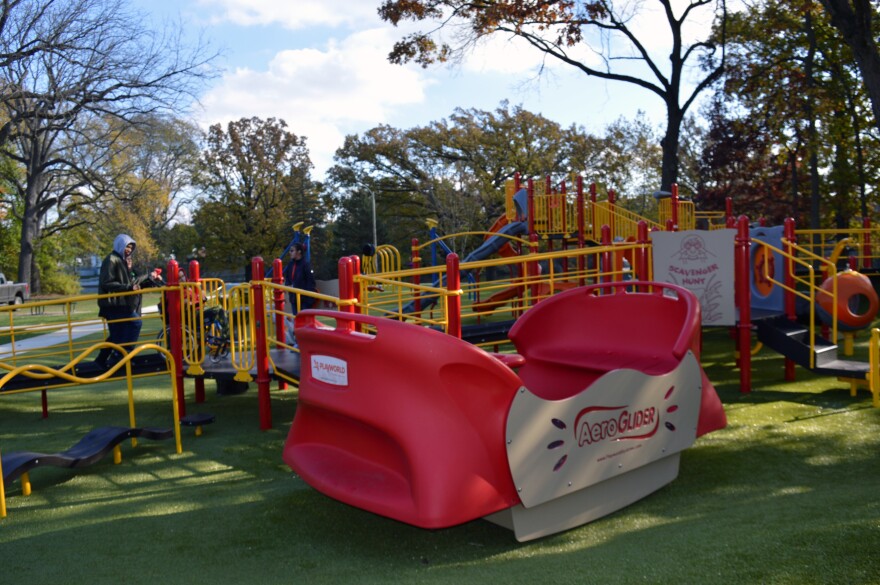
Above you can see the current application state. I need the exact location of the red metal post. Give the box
[590,182,598,242]
[186,261,205,403]
[527,177,536,235]
[251,257,272,430]
[636,220,649,285]
[165,259,186,416]
[735,216,752,394]
[671,183,680,230]
[446,253,461,339]
[528,233,540,303]
[411,238,422,314]
[577,176,586,286]
[601,225,612,286]
[783,218,797,381]
[350,255,362,325]
[608,189,616,239]
[560,178,568,244]
[272,257,287,391]
[338,257,356,330]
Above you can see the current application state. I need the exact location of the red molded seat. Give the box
[509,282,726,437]
[283,310,522,529]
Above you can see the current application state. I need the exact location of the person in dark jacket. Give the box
[282,243,316,315]
[95,234,161,368]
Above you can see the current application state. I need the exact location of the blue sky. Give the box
[133,0,715,182]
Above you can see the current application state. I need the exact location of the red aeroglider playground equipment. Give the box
[284,282,727,542]
[282,173,880,540]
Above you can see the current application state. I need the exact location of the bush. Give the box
[40,271,82,295]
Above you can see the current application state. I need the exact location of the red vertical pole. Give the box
[166,259,186,416]
[735,216,752,394]
[636,220,649,286]
[348,255,363,331]
[446,253,461,339]
[577,176,586,286]
[783,217,797,381]
[671,183,680,230]
[186,261,205,403]
[411,238,422,314]
[272,257,287,390]
[527,178,536,235]
[601,225,612,286]
[608,189,616,240]
[349,254,362,314]
[590,183,598,242]
[560,178,567,246]
[528,233,540,303]
[338,257,355,332]
[251,257,272,430]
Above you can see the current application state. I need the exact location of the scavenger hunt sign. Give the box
[650,230,736,326]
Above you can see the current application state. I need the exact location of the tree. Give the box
[702,1,880,228]
[378,0,728,191]
[192,117,320,276]
[327,103,592,261]
[818,0,880,132]
[591,112,663,216]
[0,0,217,290]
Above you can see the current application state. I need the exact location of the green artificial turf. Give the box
[1,327,879,584]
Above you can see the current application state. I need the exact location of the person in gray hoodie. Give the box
[95,234,161,368]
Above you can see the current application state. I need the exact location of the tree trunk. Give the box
[820,0,880,132]
[659,106,684,192]
[805,11,822,231]
[17,192,40,290]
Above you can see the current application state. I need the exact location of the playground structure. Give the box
[5,174,880,528]
[3,204,880,429]
[284,282,726,541]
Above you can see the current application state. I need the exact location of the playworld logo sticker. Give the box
[311,355,348,386]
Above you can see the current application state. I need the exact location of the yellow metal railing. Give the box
[0,342,184,519]
[658,198,697,231]
[695,209,728,230]
[356,240,648,333]
[362,244,402,274]
[1,290,166,378]
[532,192,579,236]
[868,328,880,407]
[589,200,663,242]
[753,239,838,369]
[794,227,880,270]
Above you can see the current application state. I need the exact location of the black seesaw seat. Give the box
[1,414,215,488]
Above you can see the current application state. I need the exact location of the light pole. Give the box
[371,190,378,256]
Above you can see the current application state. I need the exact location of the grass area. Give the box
[1,327,879,584]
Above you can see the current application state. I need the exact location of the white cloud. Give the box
[196,0,380,28]
[198,28,431,177]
